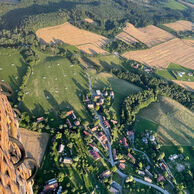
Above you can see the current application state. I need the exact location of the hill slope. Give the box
[139,96,194,146]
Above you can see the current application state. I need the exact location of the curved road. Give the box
[87,72,169,194]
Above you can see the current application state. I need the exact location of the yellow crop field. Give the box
[164,20,193,32]
[116,22,174,47]
[122,38,194,69]
[36,22,109,54]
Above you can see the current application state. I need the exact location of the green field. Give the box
[0,47,26,94]
[160,0,187,10]
[139,96,194,146]
[155,63,194,82]
[21,50,89,119]
[134,117,159,133]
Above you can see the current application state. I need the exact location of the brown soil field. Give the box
[122,38,194,69]
[173,80,194,92]
[20,128,50,166]
[139,96,194,146]
[116,23,174,47]
[164,20,194,32]
[84,18,94,23]
[36,22,109,54]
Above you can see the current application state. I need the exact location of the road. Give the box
[133,148,152,165]
[87,72,169,194]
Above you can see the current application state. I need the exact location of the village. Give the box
[37,84,192,194]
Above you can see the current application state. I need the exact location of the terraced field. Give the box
[139,96,194,146]
[36,22,109,55]
[122,38,194,69]
[116,22,174,47]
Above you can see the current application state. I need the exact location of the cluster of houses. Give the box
[142,132,156,144]
[58,144,73,165]
[169,153,183,161]
[85,89,114,110]
[40,178,62,194]
[178,71,193,77]
[96,131,108,150]
[66,110,80,129]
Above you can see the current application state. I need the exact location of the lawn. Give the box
[134,117,159,133]
[160,0,187,10]
[0,47,26,95]
[139,96,194,146]
[155,63,194,82]
[21,50,89,119]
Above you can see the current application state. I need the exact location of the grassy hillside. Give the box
[160,0,187,10]
[21,50,89,119]
[0,47,26,94]
[138,96,194,146]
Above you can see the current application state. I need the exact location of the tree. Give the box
[112,166,117,172]
[57,172,65,182]
[178,147,184,154]
[126,176,133,183]
[56,133,62,139]
[156,144,161,150]
[158,152,165,161]
[138,162,143,169]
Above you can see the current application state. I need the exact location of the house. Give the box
[138,170,145,176]
[97,132,108,149]
[110,91,114,98]
[58,144,64,153]
[159,163,167,170]
[71,112,76,120]
[74,120,80,126]
[85,96,90,102]
[119,159,126,163]
[91,126,98,132]
[63,157,73,164]
[87,104,94,109]
[188,72,193,76]
[119,163,126,170]
[104,91,108,97]
[103,120,110,128]
[36,117,44,123]
[43,182,58,192]
[66,110,74,116]
[127,153,136,163]
[94,95,101,100]
[123,137,129,147]
[83,130,91,136]
[100,170,111,179]
[144,177,152,183]
[66,119,72,129]
[169,154,178,161]
[127,130,134,136]
[89,150,100,160]
[109,186,119,194]
[157,174,165,182]
[149,135,155,142]
[144,68,151,73]
[96,90,101,96]
[142,137,148,144]
[45,178,57,185]
[111,120,118,125]
[113,149,118,160]
[178,72,183,77]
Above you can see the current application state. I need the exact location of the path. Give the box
[133,148,152,165]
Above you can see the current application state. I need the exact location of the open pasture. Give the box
[139,96,194,146]
[20,128,49,166]
[164,20,193,32]
[36,22,109,54]
[116,23,174,47]
[21,52,89,119]
[122,38,194,69]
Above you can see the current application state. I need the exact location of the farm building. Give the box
[100,170,111,179]
[58,144,65,153]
